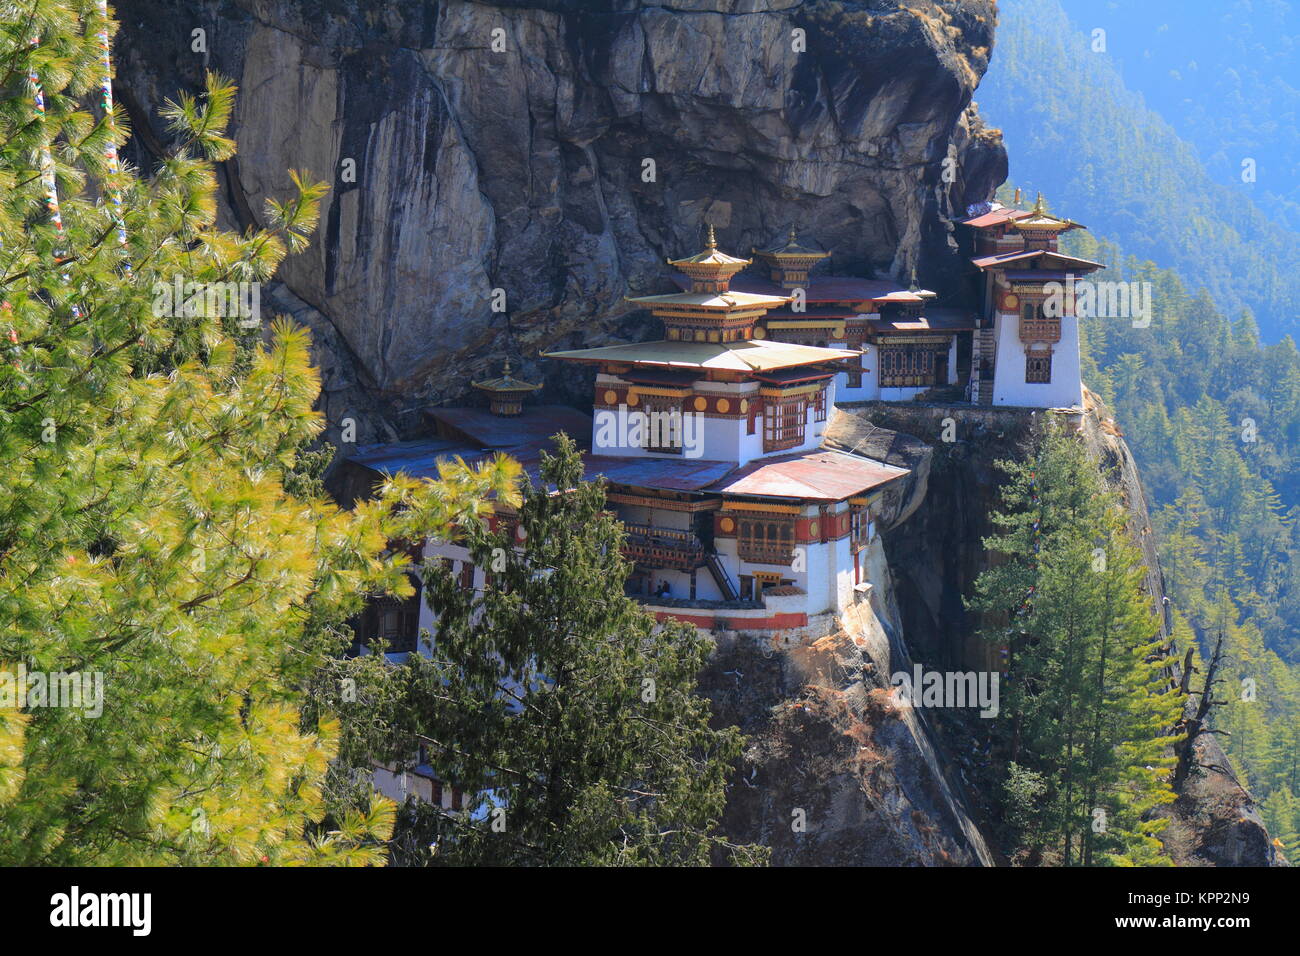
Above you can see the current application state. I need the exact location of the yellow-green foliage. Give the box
[0,2,520,864]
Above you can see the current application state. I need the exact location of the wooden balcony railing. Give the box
[1019,317,1061,344]
[737,541,794,566]
[622,524,706,571]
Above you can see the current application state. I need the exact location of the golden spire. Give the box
[1033,192,1046,215]
[666,224,751,294]
[751,226,830,290]
[473,359,541,416]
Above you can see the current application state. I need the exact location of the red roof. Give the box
[873,307,976,332]
[708,449,907,502]
[961,207,1033,228]
[971,249,1105,272]
[673,273,924,304]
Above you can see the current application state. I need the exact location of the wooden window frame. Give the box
[737,517,795,565]
[812,386,827,422]
[879,344,938,388]
[762,397,806,452]
[1025,351,1053,384]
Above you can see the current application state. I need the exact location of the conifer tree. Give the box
[374,435,764,866]
[0,2,518,864]
[970,420,1182,865]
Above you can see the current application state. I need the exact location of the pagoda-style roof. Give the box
[471,359,541,396]
[752,227,830,262]
[1011,194,1082,234]
[665,224,751,290]
[961,203,1033,229]
[624,289,790,310]
[687,274,933,304]
[971,248,1104,273]
[544,338,858,373]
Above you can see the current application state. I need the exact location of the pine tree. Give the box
[373,435,764,866]
[970,419,1182,865]
[0,2,518,864]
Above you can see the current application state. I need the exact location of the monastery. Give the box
[343,193,1101,652]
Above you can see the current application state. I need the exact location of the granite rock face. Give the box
[825,399,1285,866]
[111,0,1004,441]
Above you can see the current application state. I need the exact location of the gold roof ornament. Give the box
[472,359,541,416]
[752,226,831,262]
[667,223,752,294]
[1012,192,1079,232]
[472,358,541,394]
[752,226,830,290]
[668,224,752,269]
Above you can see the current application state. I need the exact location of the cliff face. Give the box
[818,399,1284,867]
[111,0,1004,443]
[108,1,1270,866]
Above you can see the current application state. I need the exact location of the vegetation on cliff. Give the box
[1061,226,1300,862]
[336,436,763,866]
[0,4,519,863]
[970,421,1183,865]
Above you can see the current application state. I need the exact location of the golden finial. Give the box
[1033,192,1046,214]
[705,223,717,250]
[502,358,513,377]
[909,267,918,292]
[788,225,798,244]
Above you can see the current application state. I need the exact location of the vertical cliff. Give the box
[111,0,1004,444]
[103,1,1277,865]
[815,397,1284,866]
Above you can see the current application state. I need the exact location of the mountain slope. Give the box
[1057,0,1300,233]
[976,0,1300,339]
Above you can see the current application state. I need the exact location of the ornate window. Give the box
[879,345,936,387]
[358,575,422,652]
[640,401,683,455]
[812,386,828,422]
[849,504,870,552]
[1025,351,1053,384]
[763,397,806,452]
[737,517,795,565]
[1019,300,1061,344]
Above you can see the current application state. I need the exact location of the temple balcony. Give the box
[621,523,707,571]
[736,540,794,566]
[1018,316,1061,343]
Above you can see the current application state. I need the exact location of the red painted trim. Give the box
[652,610,808,630]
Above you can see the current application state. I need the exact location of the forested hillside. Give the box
[1056,0,1300,233]
[978,0,1300,863]
[978,0,1300,340]
[1043,212,1300,862]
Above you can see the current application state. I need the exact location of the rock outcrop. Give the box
[701,601,995,865]
[821,399,1284,866]
[111,0,1004,445]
